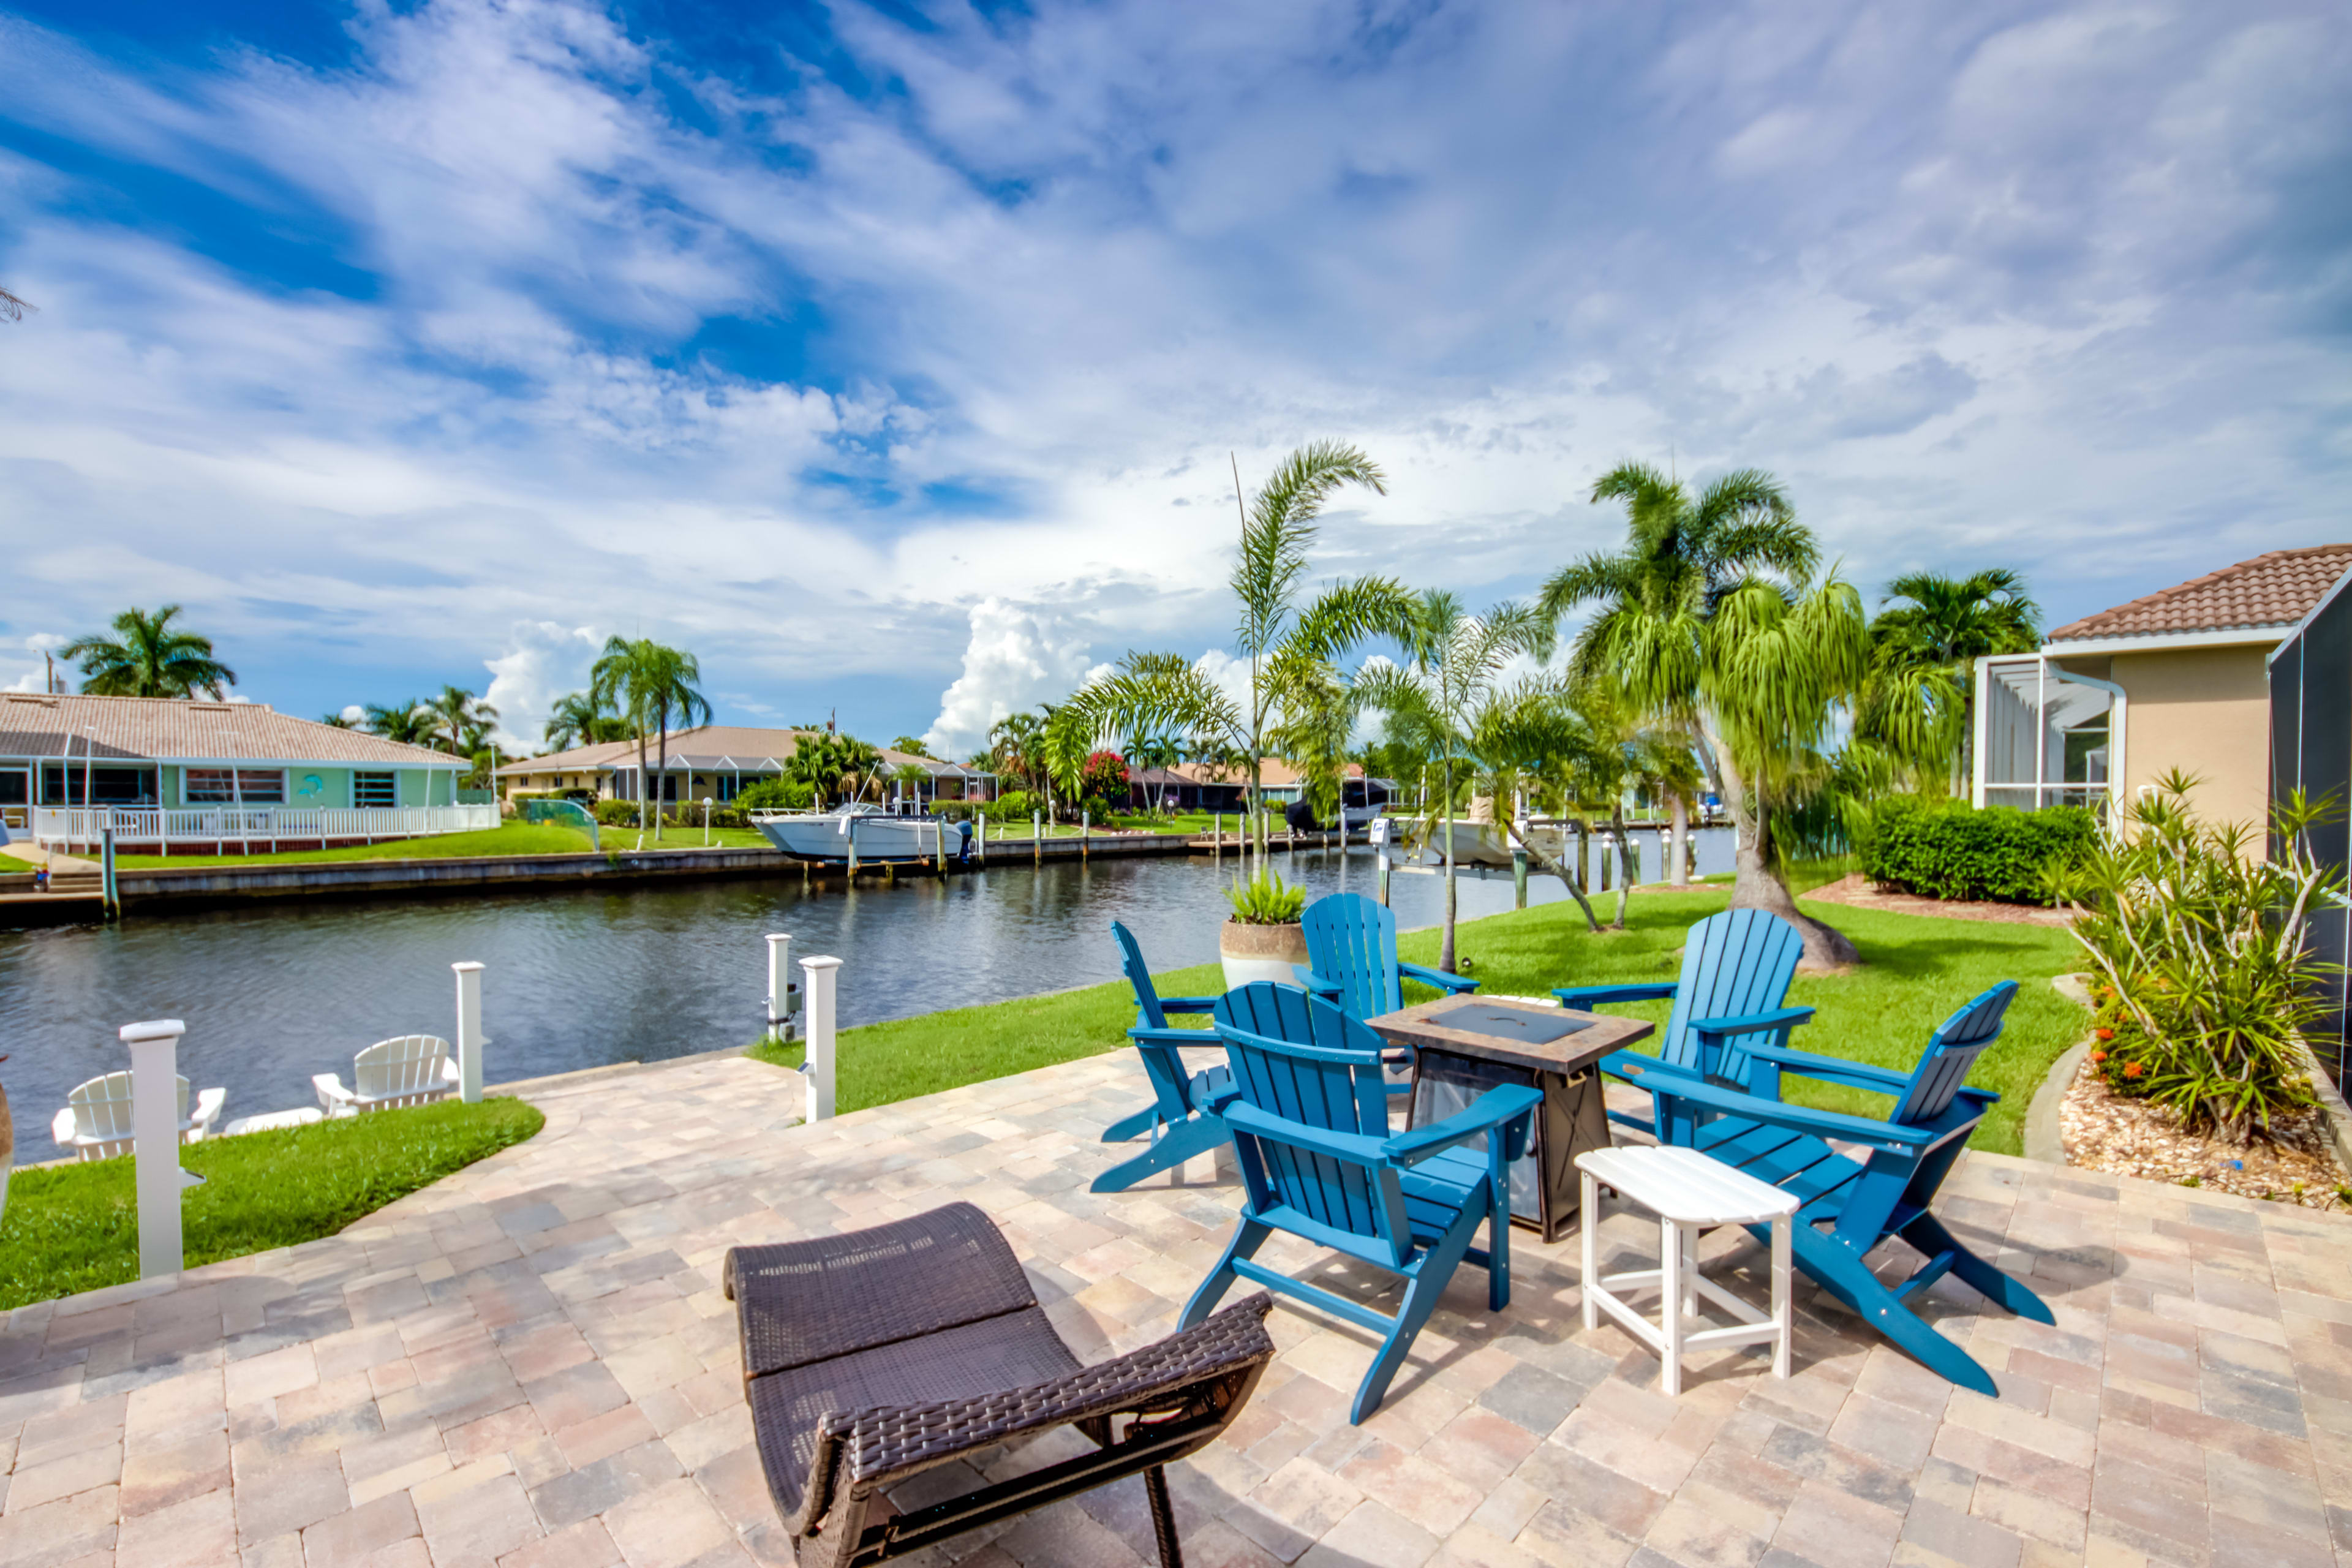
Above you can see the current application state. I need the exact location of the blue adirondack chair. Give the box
[1608,981,2053,1395]
[1181,982,1542,1423]
[1093,922,1233,1195]
[1555,908,1813,1137]
[1296,892,1480,1019]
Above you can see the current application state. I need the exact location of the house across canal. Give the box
[494,723,998,808]
[2,692,479,852]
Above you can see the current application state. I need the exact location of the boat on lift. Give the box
[751,803,956,864]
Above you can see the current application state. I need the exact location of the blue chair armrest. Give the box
[1689,1006,1816,1043]
[1128,1026,1224,1046]
[1160,995,1222,1014]
[1223,1101,1387,1165]
[1738,1039,1910,1095]
[1611,1060,1941,1152]
[1293,967,1344,998]
[1381,1084,1544,1167]
[1596,1046,1687,1085]
[1555,982,1676,1009]
[1398,962,1479,995]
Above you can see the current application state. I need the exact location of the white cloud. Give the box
[483,622,603,750]
[922,598,1106,758]
[339,704,366,724]
[2,633,70,693]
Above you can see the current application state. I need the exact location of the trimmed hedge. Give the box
[1862,796,2098,905]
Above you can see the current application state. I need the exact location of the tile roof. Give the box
[0,693,461,766]
[496,726,991,778]
[2051,544,2352,643]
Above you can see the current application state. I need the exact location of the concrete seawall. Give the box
[106,827,1297,912]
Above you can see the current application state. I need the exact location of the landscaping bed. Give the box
[2062,1062,2352,1210]
[0,1096,544,1308]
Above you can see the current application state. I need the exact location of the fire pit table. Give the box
[1366,995,1653,1243]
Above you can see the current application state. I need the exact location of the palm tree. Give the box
[61,606,237,699]
[543,691,624,752]
[783,731,882,809]
[1131,733,1184,814]
[1465,677,1608,932]
[1544,461,1866,969]
[591,638,709,840]
[363,700,434,747]
[423,686,499,763]
[1859,569,2041,791]
[1069,442,1413,870]
[319,712,356,729]
[988,712,1047,796]
[0,287,31,324]
[1357,592,1550,969]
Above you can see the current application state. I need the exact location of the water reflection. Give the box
[0,831,1732,1125]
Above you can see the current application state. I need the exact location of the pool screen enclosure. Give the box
[2271,584,2352,1093]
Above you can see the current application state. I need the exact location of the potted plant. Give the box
[1220,868,1310,989]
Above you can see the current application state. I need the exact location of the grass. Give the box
[0,1098,545,1310]
[747,884,2085,1155]
[0,851,39,875]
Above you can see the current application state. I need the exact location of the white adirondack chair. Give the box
[51,1072,227,1161]
[314,1035,462,1117]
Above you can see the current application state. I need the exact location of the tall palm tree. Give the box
[1466,677,1608,932]
[61,606,237,699]
[1544,461,1866,969]
[543,691,622,752]
[591,638,709,840]
[1860,568,2041,791]
[1357,592,1550,970]
[1070,442,1414,870]
[423,686,499,763]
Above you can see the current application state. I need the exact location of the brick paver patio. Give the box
[1,1050,2346,1567]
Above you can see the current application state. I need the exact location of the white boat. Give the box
[751,804,953,864]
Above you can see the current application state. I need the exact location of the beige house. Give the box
[1973,544,2352,835]
[494,725,995,806]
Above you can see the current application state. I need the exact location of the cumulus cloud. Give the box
[483,622,603,750]
[922,598,1111,758]
[0,0,2345,739]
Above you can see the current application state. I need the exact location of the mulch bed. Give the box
[1800,873,2072,927]
[2060,1061,2351,1210]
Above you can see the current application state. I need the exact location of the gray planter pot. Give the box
[1219,918,1309,992]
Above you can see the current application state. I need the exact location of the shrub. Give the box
[594,799,639,827]
[735,778,815,813]
[2048,772,2338,1142]
[990,790,1038,821]
[1862,796,2097,903]
[1227,867,1307,924]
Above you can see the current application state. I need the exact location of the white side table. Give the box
[1576,1145,1797,1395]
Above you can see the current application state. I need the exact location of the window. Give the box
[354,772,397,809]
[184,768,285,804]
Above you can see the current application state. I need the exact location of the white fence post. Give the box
[119,1018,192,1280]
[765,933,795,1041]
[799,955,841,1122]
[452,962,486,1104]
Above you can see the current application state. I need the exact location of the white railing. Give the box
[34,804,500,850]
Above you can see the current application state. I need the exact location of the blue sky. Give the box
[0,0,2346,754]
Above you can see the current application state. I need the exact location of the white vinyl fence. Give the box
[34,804,500,851]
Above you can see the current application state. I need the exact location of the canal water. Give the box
[0,832,1734,1130]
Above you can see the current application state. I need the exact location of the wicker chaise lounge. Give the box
[725,1202,1275,1567]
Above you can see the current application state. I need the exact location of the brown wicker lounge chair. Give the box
[725,1202,1275,1567]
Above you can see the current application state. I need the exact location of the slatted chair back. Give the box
[1890,982,2015,1128]
[1661,910,1807,1084]
[354,1036,452,1102]
[1300,893,1400,1018]
[1211,984,1409,1269]
[1110,921,1177,1031]
[66,1072,190,1148]
[1111,921,1203,1128]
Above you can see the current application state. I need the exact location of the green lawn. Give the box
[749,887,2084,1155]
[118,821,604,867]
[0,850,38,875]
[0,1098,544,1309]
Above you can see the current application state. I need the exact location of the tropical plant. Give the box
[893,762,931,806]
[590,638,710,842]
[988,712,1050,797]
[2046,773,2340,1142]
[892,736,935,758]
[1129,733,1184,813]
[1226,867,1308,925]
[363,700,434,747]
[1069,442,1412,869]
[1857,569,2041,792]
[783,731,882,808]
[1543,462,1866,968]
[1357,591,1549,970]
[423,685,499,762]
[319,712,356,729]
[1864,796,2097,903]
[60,606,237,699]
[735,777,815,813]
[1270,664,1356,829]
[1464,678,1607,932]
[1080,749,1129,808]
[544,691,629,752]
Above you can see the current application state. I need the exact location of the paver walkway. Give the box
[1,1051,2346,1567]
